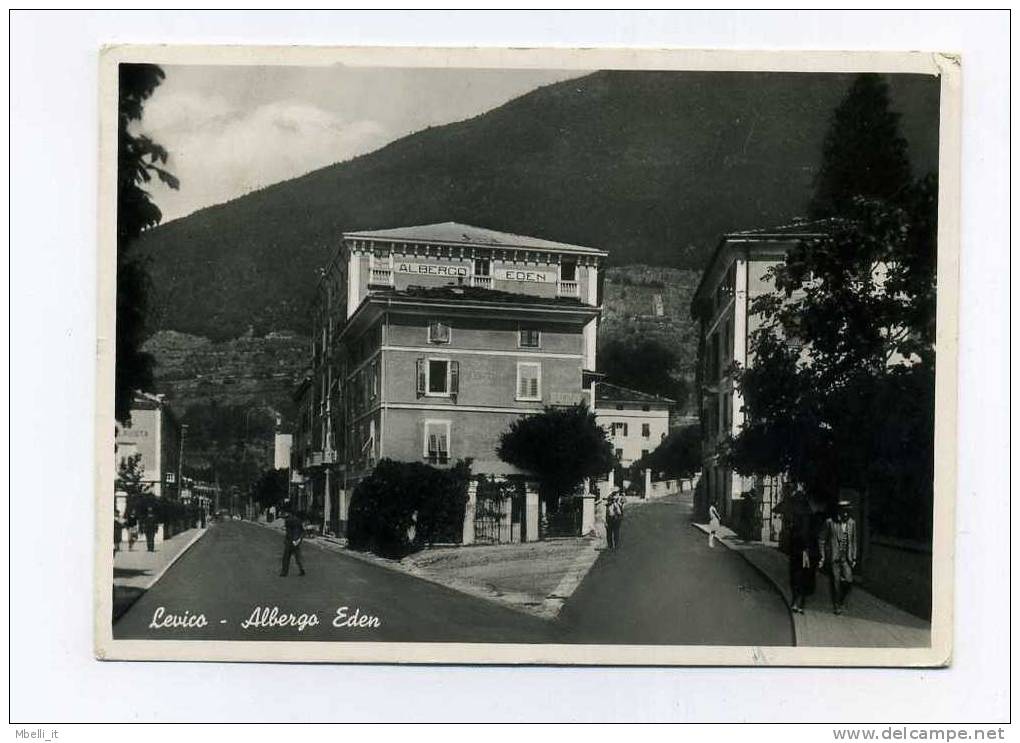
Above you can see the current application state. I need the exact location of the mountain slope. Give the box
[137,70,940,341]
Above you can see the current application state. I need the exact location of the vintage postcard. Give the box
[95,45,960,665]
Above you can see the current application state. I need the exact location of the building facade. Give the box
[114,391,182,513]
[594,382,673,467]
[298,222,606,537]
[691,223,823,538]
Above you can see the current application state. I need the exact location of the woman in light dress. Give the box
[708,503,722,548]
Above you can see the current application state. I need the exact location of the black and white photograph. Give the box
[94,45,960,666]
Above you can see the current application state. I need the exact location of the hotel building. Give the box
[298,222,606,537]
[690,223,823,538]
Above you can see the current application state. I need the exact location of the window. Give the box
[641,450,650,460]
[369,361,379,400]
[560,260,577,282]
[424,420,451,465]
[428,321,451,344]
[474,258,490,276]
[429,360,448,394]
[642,423,651,437]
[615,448,624,461]
[611,422,628,437]
[516,362,541,401]
[417,358,459,398]
[519,328,541,348]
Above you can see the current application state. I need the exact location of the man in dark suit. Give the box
[279,508,306,577]
[817,500,858,615]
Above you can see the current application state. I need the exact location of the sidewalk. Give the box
[112,527,207,621]
[692,521,931,647]
[254,518,599,620]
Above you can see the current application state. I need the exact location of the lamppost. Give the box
[177,423,189,500]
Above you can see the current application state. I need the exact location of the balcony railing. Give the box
[368,267,393,287]
[470,274,493,289]
[557,280,579,298]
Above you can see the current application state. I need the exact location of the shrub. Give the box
[346,458,471,558]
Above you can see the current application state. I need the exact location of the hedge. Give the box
[347,458,471,558]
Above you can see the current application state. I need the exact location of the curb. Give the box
[112,527,210,623]
[247,519,592,621]
[139,527,209,591]
[690,521,801,645]
[540,542,601,618]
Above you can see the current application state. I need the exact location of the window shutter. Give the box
[428,433,438,457]
[416,358,426,396]
[529,375,539,399]
[518,373,527,399]
[450,361,459,397]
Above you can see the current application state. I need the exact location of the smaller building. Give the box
[690,221,824,534]
[180,477,220,513]
[595,382,673,467]
[114,391,182,513]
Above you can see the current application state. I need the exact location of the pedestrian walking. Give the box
[817,500,858,615]
[280,509,306,577]
[127,518,139,551]
[113,510,123,555]
[786,487,816,613]
[143,510,158,553]
[605,485,627,551]
[707,503,722,548]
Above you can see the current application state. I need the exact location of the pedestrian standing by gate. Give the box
[280,508,306,577]
[818,500,858,615]
[605,484,627,551]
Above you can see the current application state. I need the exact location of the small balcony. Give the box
[557,280,579,298]
[470,274,493,289]
[368,267,394,287]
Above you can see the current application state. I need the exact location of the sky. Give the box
[137,65,583,222]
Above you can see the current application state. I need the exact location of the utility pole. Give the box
[177,424,189,500]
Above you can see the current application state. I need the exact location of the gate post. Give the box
[524,481,540,542]
[462,479,477,545]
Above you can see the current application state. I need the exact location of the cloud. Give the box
[138,93,389,221]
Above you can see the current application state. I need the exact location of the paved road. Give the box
[114,520,557,643]
[558,496,794,646]
[115,499,792,646]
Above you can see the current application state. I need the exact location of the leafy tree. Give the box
[347,459,471,558]
[116,452,156,524]
[634,424,701,479]
[729,200,936,539]
[253,468,289,511]
[597,336,687,408]
[810,73,913,218]
[116,452,151,499]
[728,73,937,541]
[116,64,179,423]
[497,405,614,509]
